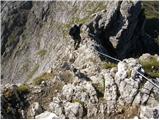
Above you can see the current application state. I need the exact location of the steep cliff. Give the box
[1,1,108,84]
[1,0,159,119]
[1,1,158,85]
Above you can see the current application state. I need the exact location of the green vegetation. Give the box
[17,84,30,94]
[102,62,117,69]
[127,69,132,78]
[72,99,85,106]
[27,64,39,79]
[142,1,159,44]
[140,57,159,78]
[33,72,53,85]
[86,2,106,15]
[143,1,158,19]
[36,49,47,57]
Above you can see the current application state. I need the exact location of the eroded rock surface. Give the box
[1,0,159,119]
[88,1,158,59]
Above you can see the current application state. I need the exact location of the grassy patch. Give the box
[142,1,159,43]
[36,49,47,57]
[102,62,117,69]
[127,69,132,78]
[86,2,106,15]
[33,72,53,85]
[140,57,159,78]
[17,84,30,94]
[143,1,158,19]
[72,99,85,106]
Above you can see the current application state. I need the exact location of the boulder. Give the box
[49,97,65,118]
[64,102,83,119]
[62,81,98,104]
[139,106,159,119]
[35,111,59,119]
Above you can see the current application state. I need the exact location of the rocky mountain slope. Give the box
[1,0,159,119]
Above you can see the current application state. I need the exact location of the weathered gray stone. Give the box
[30,102,43,118]
[139,106,159,119]
[35,111,59,119]
[49,97,65,118]
[64,102,83,119]
[103,72,118,113]
[62,81,98,104]
[87,102,98,118]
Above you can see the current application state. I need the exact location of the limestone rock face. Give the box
[1,1,32,55]
[62,81,98,104]
[1,55,159,119]
[1,0,159,119]
[1,1,104,85]
[103,72,118,114]
[101,58,159,115]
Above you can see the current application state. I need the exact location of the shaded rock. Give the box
[88,0,158,59]
[1,84,29,119]
[1,1,32,55]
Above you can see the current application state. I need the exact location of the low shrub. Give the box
[102,62,117,69]
[17,84,30,94]
[140,57,159,78]
[36,49,47,57]
[33,72,53,85]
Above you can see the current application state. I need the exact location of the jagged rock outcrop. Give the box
[1,56,159,119]
[88,0,158,59]
[1,0,159,119]
[100,58,159,118]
